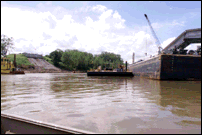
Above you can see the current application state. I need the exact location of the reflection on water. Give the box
[1,73,201,134]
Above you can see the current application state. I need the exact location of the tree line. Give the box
[45,49,124,71]
[1,34,124,71]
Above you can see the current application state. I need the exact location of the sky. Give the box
[1,1,201,63]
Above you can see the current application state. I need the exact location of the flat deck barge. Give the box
[87,71,134,76]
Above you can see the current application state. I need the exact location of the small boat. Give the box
[1,112,96,134]
[87,61,134,77]
[1,54,25,74]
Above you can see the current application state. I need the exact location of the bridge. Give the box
[162,28,201,54]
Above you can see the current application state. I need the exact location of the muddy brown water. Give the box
[1,73,201,134]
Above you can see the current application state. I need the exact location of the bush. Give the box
[43,56,53,65]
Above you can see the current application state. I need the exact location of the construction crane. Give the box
[144,14,163,55]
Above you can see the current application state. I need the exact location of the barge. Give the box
[128,54,201,80]
[87,61,134,77]
[87,71,134,77]
[131,14,201,80]
[129,28,201,80]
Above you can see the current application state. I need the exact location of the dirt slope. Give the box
[27,58,62,73]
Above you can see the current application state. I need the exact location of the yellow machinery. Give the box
[1,57,15,74]
[1,54,25,74]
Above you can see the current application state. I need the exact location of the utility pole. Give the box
[132,52,135,64]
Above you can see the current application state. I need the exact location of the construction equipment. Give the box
[144,14,163,55]
[1,54,25,74]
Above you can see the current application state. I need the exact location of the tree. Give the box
[61,51,75,70]
[48,48,124,71]
[1,34,14,57]
[93,51,124,69]
[61,49,94,71]
[49,49,63,67]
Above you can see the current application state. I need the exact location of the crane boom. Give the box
[144,14,162,54]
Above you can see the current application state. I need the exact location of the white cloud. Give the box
[91,5,107,12]
[185,43,201,50]
[1,3,187,64]
[170,20,185,27]
[189,12,198,18]
[99,9,113,21]
[161,37,176,49]
[113,10,121,19]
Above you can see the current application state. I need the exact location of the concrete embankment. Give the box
[26,58,62,73]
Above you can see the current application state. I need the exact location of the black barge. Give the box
[129,28,201,80]
[87,71,134,77]
[129,54,201,80]
[87,61,134,77]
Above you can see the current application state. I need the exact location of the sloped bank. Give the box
[5,54,62,73]
[23,68,84,73]
[5,54,86,73]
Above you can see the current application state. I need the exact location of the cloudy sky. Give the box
[1,1,201,63]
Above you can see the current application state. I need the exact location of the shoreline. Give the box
[23,69,86,73]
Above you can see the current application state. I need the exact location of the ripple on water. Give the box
[1,73,201,134]
[66,114,84,117]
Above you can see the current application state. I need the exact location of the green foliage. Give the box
[43,56,53,65]
[59,50,123,71]
[49,49,63,67]
[93,51,124,69]
[1,34,14,56]
[45,54,50,58]
[6,54,34,66]
[5,49,124,72]
[1,35,125,72]
[61,49,94,71]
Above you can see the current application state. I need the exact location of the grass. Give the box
[4,54,54,68]
[6,54,34,66]
[43,56,53,65]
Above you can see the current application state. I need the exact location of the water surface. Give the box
[1,73,201,134]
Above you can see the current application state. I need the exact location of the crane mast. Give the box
[144,14,162,54]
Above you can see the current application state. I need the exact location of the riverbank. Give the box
[4,54,87,74]
[23,68,86,73]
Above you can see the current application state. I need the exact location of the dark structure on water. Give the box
[129,54,201,80]
[87,61,134,77]
[128,28,201,80]
[87,71,134,77]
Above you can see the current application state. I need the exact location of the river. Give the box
[1,73,201,134]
